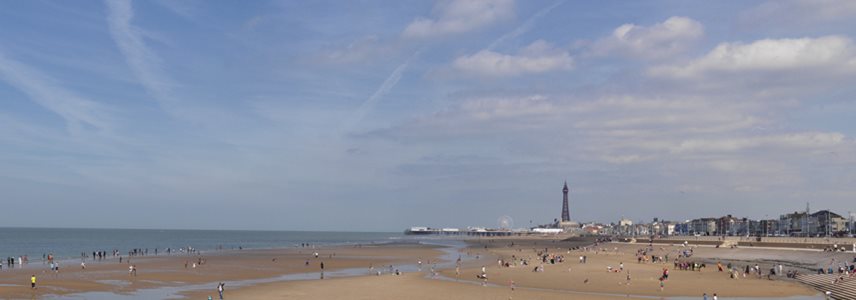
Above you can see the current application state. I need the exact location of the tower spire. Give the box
[561,181,570,222]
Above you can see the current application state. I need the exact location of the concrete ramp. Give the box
[796,273,856,300]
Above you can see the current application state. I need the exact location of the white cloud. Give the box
[453,40,573,76]
[364,92,849,176]
[650,35,856,78]
[402,0,515,38]
[591,16,703,59]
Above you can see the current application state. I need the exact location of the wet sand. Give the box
[0,243,442,299]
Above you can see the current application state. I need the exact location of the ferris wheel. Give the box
[497,215,514,230]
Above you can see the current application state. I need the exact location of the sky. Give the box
[1,0,856,231]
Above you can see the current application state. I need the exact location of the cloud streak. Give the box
[0,52,110,134]
[453,40,572,76]
[105,0,180,111]
[590,16,704,60]
[486,0,565,51]
[650,35,856,78]
[402,0,515,38]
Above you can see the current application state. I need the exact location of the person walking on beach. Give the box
[217,282,225,299]
[31,275,36,289]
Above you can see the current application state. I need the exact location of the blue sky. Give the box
[1,0,856,231]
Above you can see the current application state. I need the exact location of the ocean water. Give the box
[0,227,400,261]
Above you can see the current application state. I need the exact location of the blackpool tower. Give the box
[561,181,570,222]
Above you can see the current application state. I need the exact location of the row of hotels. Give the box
[582,207,856,237]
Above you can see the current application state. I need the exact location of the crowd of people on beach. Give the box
[5,237,856,299]
[3,256,27,269]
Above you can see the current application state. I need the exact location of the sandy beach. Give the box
[0,237,846,299]
[185,238,833,300]
[0,243,443,299]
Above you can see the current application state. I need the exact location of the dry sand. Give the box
[213,272,646,300]
[215,239,826,300]
[0,238,837,299]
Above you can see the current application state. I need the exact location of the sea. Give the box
[0,227,401,261]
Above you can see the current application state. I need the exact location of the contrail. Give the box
[343,1,563,133]
[343,51,420,133]
[486,0,566,51]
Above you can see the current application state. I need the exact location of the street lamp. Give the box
[827,209,830,237]
[847,211,856,235]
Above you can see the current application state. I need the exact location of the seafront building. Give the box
[611,206,854,238]
[406,181,853,238]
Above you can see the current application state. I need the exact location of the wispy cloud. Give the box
[453,40,572,76]
[154,0,201,19]
[590,16,704,60]
[649,35,856,78]
[743,0,856,25]
[451,1,569,78]
[0,52,111,134]
[486,0,564,51]
[105,0,179,111]
[402,0,515,39]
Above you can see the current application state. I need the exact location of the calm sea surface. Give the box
[0,227,401,260]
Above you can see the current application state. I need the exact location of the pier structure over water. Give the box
[404,227,531,237]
